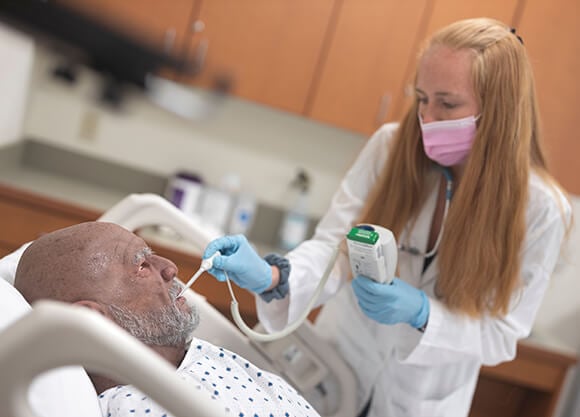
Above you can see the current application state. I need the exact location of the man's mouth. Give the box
[168,279,184,303]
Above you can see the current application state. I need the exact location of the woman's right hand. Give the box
[203,235,272,294]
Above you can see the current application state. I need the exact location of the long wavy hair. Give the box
[358,18,561,317]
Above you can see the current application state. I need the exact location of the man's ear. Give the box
[73,300,111,318]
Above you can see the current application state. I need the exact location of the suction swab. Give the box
[177,251,220,297]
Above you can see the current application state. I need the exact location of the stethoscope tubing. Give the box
[398,167,453,258]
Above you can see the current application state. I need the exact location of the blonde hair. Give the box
[358,18,558,317]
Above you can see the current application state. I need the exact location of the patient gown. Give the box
[98,336,320,417]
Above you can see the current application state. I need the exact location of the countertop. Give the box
[0,164,127,212]
[0,160,278,257]
[0,158,577,360]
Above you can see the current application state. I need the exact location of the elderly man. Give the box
[14,221,319,417]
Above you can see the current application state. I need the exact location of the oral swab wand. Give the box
[178,251,221,297]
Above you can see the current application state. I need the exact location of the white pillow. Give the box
[0,253,102,417]
[0,242,30,285]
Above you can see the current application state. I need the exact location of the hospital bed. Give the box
[0,193,357,417]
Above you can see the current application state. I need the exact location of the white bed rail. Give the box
[0,300,227,417]
[97,193,222,249]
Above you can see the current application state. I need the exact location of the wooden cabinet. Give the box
[180,0,337,114]
[469,342,576,417]
[305,1,428,134]
[517,0,580,195]
[55,0,196,59]
[307,0,580,192]
[56,0,337,114]
[421,0,521,40]
[302,0,521,134]
[51,0,580,173]
[0,184,101,257]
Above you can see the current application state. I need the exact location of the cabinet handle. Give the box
[163,28,176,54]
[193,39,208,73]
[191,20,205,34]
[375,93,391,126]
[190,20,207,73]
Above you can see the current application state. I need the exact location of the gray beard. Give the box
[107,284,199,348]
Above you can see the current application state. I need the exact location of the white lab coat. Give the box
[257,123,571,417]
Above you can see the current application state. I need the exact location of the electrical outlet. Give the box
[78,109,99,141]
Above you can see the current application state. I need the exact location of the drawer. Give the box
[0,184,101,251]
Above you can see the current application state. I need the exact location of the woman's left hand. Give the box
[351,276,430,329]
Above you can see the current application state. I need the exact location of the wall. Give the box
[531,194,579,417]
[21,48,366,218]
[533,194,580,352]
[0,23,33,146]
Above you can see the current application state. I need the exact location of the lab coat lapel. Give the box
[420,253,439,293]
[400,173,441,288]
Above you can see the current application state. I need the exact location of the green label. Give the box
[346,227,379,245]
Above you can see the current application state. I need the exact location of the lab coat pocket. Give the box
[315,285,383,408]
[389,381,468,417]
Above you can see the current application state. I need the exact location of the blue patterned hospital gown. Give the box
[98,337,319,417]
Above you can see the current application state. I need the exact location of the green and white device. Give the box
[346,224,398,284]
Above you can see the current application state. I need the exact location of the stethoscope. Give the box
[397,166,454,258]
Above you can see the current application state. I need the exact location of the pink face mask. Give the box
[419,114,479,166]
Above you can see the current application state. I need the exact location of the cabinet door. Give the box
[306,0,429,134]
[518,0,580,194]
[0,185,100,254]
[308,0,522,135]
[422,0,520,38]
[181,0,336,114]
[56,0,196,57]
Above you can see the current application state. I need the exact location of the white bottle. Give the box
[228,193,257,236]
[197,174,239,234]
[165,171,204,219]
[279,170,310,251]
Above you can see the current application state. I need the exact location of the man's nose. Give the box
[152,255,178,281]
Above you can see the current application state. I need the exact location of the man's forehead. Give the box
[103,231,151,266]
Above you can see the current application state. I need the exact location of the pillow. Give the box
[0,242,30,285]
[0,253,102,417]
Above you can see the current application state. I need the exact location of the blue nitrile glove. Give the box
[351,276,430,329]
[203,235,272,294]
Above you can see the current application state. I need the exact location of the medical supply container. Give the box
[197,178,235,234]
[165,171,204,218]
[279,169,310,251]
[228,193,257,236]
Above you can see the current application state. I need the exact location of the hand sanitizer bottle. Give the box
[279,169,310,251]
[228,188,257,236]
[197,173,238,234]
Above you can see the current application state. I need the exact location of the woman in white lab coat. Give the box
[203,18,572,417]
